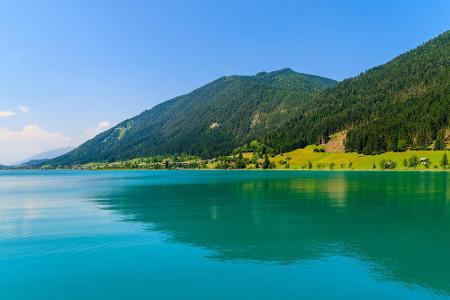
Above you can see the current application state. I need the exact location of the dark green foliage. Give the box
[441,153,448,169]
[49,69,336,165]
[385,160,397,169]
[235,158,247,169]
[46,31,450,166]
[408,155,419,168]
[262,154,270,169]
[403,158,408,167]
[214,152,250,169]
[380,159,397,169]
[235,150,246,168]
[215,161,231,169]
[58,154,204,170]
[434,130,446,150]
[267,31,450,154]
[397,139,408,152]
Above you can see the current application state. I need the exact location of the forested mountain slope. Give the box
[50,69,336,165]
[268,31,450,154]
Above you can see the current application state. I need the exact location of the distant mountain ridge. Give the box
[49,69,337,165]
[19,147,74,166]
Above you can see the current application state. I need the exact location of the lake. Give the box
[0,170,449,299]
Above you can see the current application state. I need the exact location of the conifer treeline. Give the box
[267,31,450,154]
[46,31,450,166]
[48,69,336,165]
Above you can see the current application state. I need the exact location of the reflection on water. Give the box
[92,171,450,295]
[1,170,450,299]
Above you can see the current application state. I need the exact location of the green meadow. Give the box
[245,146,450,170]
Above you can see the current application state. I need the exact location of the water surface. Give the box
[1,170,449,299]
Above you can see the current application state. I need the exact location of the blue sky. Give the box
[0,0,449,164]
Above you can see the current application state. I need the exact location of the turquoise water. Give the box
[1,170,450,299]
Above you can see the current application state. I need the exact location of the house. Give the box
[256,159,264,168]
[419,158,430,166]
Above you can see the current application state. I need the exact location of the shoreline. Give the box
[2,168,450,172]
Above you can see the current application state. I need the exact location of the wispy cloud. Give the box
[0,111,15,118]
[18,105,30,115]
[84,121,111,140]
[0,124,71,165]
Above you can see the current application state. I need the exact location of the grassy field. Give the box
[245,145,450,170]
[54,145,449,171]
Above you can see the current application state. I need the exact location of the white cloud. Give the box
[84,121,111,140]
[0,121,113,165]
[18,105,30,115]
[0,124,71,165]
[0,111,15,118]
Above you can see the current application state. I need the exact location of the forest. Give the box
[44,31,450,166]
[267,31,450,154]
[48,69,336,165]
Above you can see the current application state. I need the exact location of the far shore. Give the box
[3,168,450,172]
[6,145,449,172]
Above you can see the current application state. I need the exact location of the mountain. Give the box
[19,147,74,166]
[48,30,450,166]
[49,69,337,165]
[267,31,450,154]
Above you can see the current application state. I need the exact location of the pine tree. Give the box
[409,155,419,168]
[262,154,270,169]
[397,139,407,152]
[441,153,448,169]
[434,130,446,150]
[238,150,243,160]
